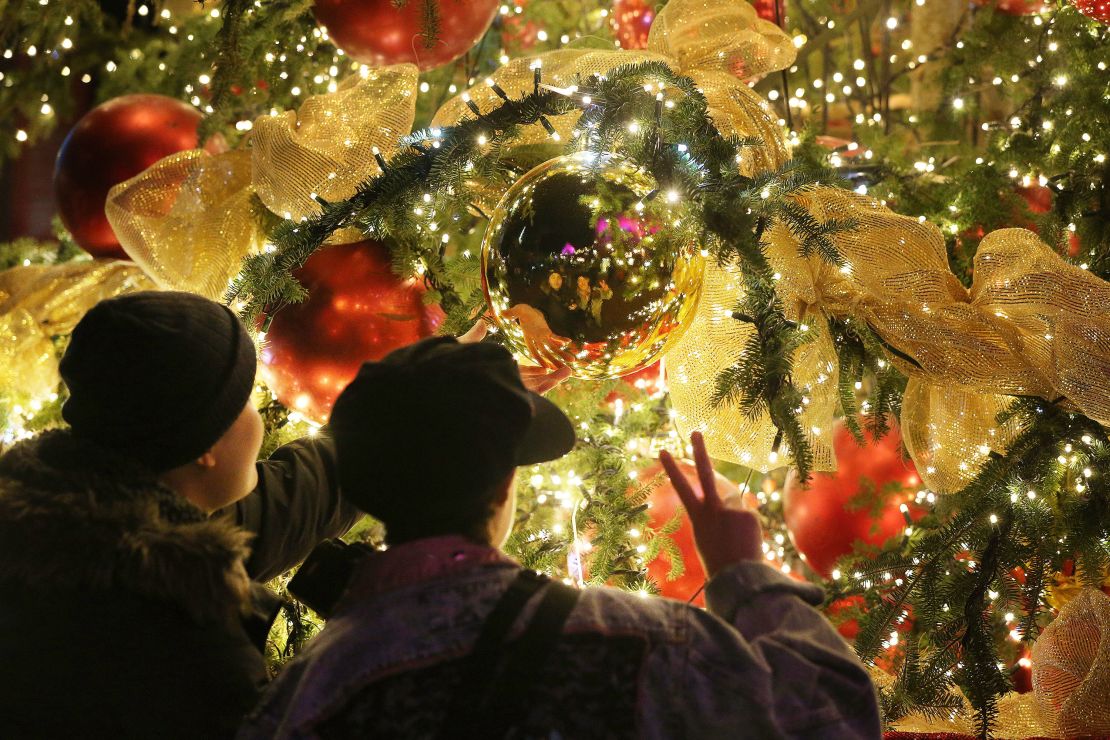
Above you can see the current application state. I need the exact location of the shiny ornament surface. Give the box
[313,0,499,70]
[610,0,655,49]
[482,152,703,379]
[260,240,442,423]
[1074,0,1110,22]
[783,424,923,578]
[54,94,202,259]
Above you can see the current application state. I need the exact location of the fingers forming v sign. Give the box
[659,432,764,578]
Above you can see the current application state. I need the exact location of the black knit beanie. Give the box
[59,291,257,473]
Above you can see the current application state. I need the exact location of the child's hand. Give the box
[457,312,571,394]
[457,319,488,344]
[659,432,763,577]
[519,365,571,395]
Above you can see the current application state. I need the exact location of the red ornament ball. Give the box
[751,0,785,23]
[314,0,500,70]
[1012,649,1034,693]
[1016,183,1053,215]
[783,424,923,579]
[975,0,1047,14]
[610,0,655,50]
[640,459,760,605]
[1014,184,1081,257]
[621,359,665,393]
[54,94,201,260]
[1074,0,1110,22]
[502,0,541,50]
[260,240,443,423]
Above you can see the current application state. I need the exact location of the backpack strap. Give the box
[439,571,581,739]
[476,580,581,737]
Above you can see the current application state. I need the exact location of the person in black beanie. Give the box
[0,291,542,739]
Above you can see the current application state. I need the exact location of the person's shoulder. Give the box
[568,583,701,644]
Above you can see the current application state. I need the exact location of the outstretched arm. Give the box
[660,433,881,739]
[219,432,362,582]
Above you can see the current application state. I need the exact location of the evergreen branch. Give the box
[960,518,1011,739]
[202,0,253,139]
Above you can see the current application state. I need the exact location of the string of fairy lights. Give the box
[1,1,1104,659]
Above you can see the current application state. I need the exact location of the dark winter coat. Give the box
[0,429,360,740]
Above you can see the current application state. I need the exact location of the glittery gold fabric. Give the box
[431,0,793,176]
[669,186,1110,489]
[0,261,153,400]
[1033,588,1110,738]
[667,254,839,472]
[870,667,1054,739]
[106,65,419,299]
[1046,567,1110,611]
[873,588,1110,738]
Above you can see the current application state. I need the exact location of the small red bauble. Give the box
[610,0,655,50]
[1013,185,1081,257]
[1074,0,1110,23]
[751,0,785,23]
[620,359,665,393]
[783,424,923,579]
[260,240,443,423]
[502,0,541,50]
[1012,648,1034,693]
[1016,183,1053,215]
[54,94,201,260]
[639,459,759,605]
[314,0,500,70]
[975,0,1047,14]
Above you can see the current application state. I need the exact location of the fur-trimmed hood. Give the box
[0,430,253,625]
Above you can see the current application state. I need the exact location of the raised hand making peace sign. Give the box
[658,431,764,578]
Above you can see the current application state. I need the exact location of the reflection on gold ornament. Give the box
[482,152,703,379]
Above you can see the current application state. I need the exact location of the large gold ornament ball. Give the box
[481,152,704,379]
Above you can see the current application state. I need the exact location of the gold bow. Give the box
[1033,588,1110,738]
[885,588,1110,738]
[0,261,153,404]
[105,65,420,299]
[869,666,1054,738]
[431,0,795,180]
[669,186,1110,492]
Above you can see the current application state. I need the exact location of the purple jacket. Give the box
[241,536,881,739]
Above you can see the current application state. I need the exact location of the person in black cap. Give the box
[241,338,881,739]
[0,292,557,739]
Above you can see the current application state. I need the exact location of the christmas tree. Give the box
[1,0,1108,736]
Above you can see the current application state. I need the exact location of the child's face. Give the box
[181,399,265,513]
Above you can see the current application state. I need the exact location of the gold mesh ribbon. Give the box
[431,0,794,178]
[667,253,839,471]
[669,186,1110,490]
[1033,588,1110,738]
[0,261,153,401]
[106,65,419,299]
[870,667,1055,738]
[1047,567,1110,612]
